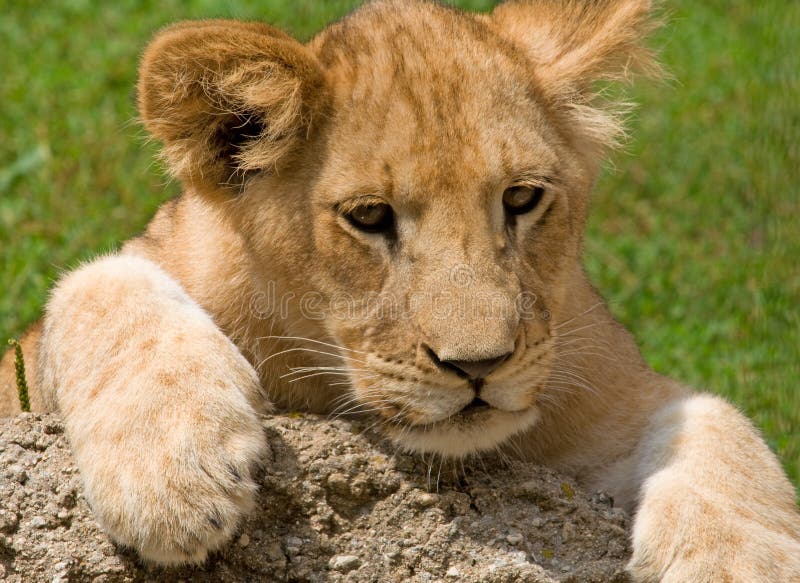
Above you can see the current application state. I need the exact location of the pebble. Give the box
[591,491,614,508]
[266,542,285,562]
[506,532,523,545]
[287,545,302,557]
[0,510,19,533]
[383,550,401,564]
[329,554,361,573]
[607,539,627,558]
[487,559,506,573]
[402,546,421,562]
[7,465,27,484]
[510,551,528,564]
[51,558,73,580]
[327,473,350,494]
[286,536,303,548]
[561,522,577,542]
[446,566,461,577]
[238,534,250,548]
[413,491,440,508]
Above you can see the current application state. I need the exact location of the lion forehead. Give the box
[308,7,560,206]
[313,4,548,133]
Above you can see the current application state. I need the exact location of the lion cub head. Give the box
[138,0,658,456]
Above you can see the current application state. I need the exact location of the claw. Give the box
[208,514,222,530]
[228,464,242,481]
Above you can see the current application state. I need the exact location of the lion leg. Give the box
[620,394,800,582]
[39,253,268,565]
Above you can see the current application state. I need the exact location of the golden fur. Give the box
[1,1,798,579]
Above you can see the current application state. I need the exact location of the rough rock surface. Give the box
[0,413,632,582]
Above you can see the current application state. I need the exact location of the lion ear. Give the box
[491,0,662,151]
[138,20,328,194]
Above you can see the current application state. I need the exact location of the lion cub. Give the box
[2,0,798,580]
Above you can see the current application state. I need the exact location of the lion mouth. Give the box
[380,395,496,427]
[458,396,492,416]
[383,402,542,457]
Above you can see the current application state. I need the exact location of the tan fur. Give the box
[2,0,798,577]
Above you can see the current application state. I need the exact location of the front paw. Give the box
[628,476,800,582]
[39,254,270,564]
[82,405,266,565]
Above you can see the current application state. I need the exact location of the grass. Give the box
[1,1,797,490]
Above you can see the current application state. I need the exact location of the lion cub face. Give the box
[139,1,656,455]
[299,6,589,456]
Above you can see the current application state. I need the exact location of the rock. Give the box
[285,536,303,548]
[29,516,48,529]
[506,532,523,545]
[0,413,633,582]
[0,509,19,533]
[329,554,362,573]
[412,491,440,508]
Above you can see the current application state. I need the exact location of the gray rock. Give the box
[329,554,362,572]
[0,412,633,582]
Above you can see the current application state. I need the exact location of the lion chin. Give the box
[384,405,541,458]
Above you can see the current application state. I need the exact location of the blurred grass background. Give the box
[1,0,797,489]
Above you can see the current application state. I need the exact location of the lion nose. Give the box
[442,355,511,379]
[425,344,513,380]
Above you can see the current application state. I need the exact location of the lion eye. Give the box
[345,202,394,233]
[503,186,544,216]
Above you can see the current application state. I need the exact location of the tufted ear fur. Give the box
[138,20,328,195]
[491,0,662,152]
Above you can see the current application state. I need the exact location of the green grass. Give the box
[1,1,797,490]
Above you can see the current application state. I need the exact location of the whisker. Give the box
[329,380,356,387]
[556,320,605,338]
[258,334,370,355]
[544,377,600,397]
[259,346,368,369]
[553,301,605,330]
[287,365,351,372]
[555,349,617,363]
[287,371,371,384]
[330,394,397,418]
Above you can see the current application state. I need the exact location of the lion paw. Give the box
[40,254,269,564]
[629,476,800,582]
[83,408,266,565]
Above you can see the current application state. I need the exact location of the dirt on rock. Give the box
[0,413,632,582]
